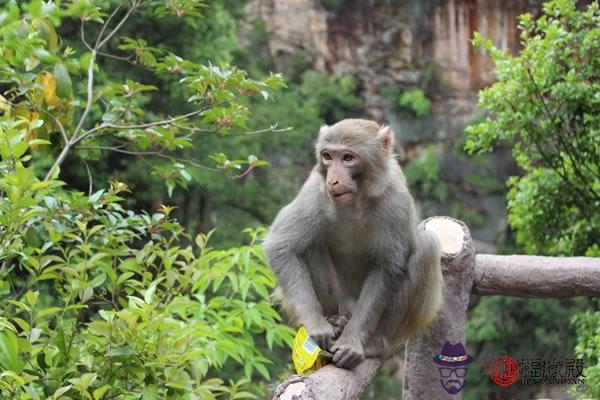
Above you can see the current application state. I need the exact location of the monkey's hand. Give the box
[327,314,349,338]
[331,332,364,369]
[304,317,336,351]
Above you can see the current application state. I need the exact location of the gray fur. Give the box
[263,119,443,368]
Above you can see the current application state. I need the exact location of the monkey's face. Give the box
[319,144,362,207]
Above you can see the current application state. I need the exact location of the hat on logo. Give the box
[433,342,474,367]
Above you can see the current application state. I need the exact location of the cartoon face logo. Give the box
[433,342,474,395]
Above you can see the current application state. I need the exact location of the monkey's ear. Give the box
[318,124,329,136]
[377,125,395,156]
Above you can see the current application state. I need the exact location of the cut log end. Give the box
[278,381,307,400]
[423,216,467,256]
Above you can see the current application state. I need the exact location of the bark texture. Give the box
[403,217,476,400]
[473,254,600,297]
[272,359,383,400]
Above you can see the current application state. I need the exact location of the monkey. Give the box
[262,119,443,369]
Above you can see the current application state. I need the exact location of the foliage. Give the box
[404,148,447,202]
[0,1,296,398]
[398,89,430,118]
[0,119,294,398]
[383,87,430,118]
[298,71,360,124]
[573,300,600,400]
[466,1,600,396]
[0,0,284,196]
[465,0,600,256]
[465,297,586,399]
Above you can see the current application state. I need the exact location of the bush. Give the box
[465,0,600,395]
[0,118,294,400]
[0,1,294,398]
[382,87,430,118]
[465,0,600,256]
[398,89,430,118]
[404,148,447,202]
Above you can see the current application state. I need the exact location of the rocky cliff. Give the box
[244,0,544,249]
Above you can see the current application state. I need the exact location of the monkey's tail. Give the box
[377,228,444,355]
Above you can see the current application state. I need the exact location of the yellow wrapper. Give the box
[292,326,322,375]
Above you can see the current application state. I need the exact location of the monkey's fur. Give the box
[263,119,443,369]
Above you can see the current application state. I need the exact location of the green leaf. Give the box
[116,271,134,285]
[0,330,22,372]
[266,328,275,350]
[93,385,110,400]
[25,290,39,307]
[51,385,72,399]
[106,347,136,357]
[144,280,159,304]
[142,386,158,400]
[87,321,112,337]
[254,362,270,380]
[90,273,106,288]
[80,286,93,302]
[37,307,62,318]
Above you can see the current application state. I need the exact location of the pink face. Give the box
[320,145,360,207]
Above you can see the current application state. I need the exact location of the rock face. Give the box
[245,0,532,96]
[244,0,543,248]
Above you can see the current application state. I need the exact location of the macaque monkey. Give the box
[263,119,443,369]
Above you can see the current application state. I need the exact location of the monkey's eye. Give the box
[343,154,354,162]
[322,152,332,161]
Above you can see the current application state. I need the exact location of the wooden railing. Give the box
[272,217,600,400]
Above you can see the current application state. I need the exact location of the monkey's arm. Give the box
[263,174,335,348]
[343,267,392,341]
[330,265,396,368]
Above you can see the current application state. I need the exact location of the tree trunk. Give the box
[403,217,476,400]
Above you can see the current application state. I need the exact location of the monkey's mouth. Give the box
[331,191,354,201]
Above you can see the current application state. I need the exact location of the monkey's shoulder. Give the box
[268,184,328,241]
[373,185,414,218]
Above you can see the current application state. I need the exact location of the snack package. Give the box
[292,326,331,375]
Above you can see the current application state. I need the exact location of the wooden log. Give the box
[404,217,476,400]
[271,359,383,400]
[473,254,600,297]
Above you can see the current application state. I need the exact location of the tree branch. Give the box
[80,21,93,51]
[473,254,600,297]
[75,145,218,171]
[44,2,141,180]
[84,161,93,196]
[272,359,383,400]
[94,1,125,48]
[173,123,293,137]
[96,0,139,49]
[34,105,69,144]
[72,108,209,145]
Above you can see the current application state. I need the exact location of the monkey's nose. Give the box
[329,179,339,186]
